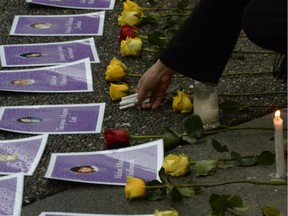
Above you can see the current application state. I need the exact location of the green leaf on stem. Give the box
[227,195,244,208]
[230,151,242,162]
[162,126,182,151]
[212,139,229,152]
[177,187,200,198]
[158,167,167,184]
[216,161,235,169]
[261,204,283,216]
[237,157,256,166]
[146,12,162,21]
[181,135,197,144]
[231,152,256,166]
[219,100,247,112]
[147,31,166,47]
[194,160,217,176]
[209,194,246,215]
[170,186,183,201]
[166,29,178,40]
[146,179,166,201]
[183,114,204,139]
[209,194,230,216]
[255,151,275,165]
[146,189,166,201]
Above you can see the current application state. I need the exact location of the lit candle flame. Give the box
[275,110,281,119]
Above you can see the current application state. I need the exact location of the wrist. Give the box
[156,59,176,78]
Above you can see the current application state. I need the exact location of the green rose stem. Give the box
[141,7,193,11]
[141,14,190,18]
[223,71,273,76]
[232,50,275,54]
[204,126,287,135]
[142,47,158,52]
[219,92,287,96]
[129,134,162,139]
[139,35,168,40]
[145,180,287,190]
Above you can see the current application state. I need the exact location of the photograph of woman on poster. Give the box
[17,117,43,123]
[10,79,36,85]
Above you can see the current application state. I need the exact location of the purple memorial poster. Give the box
[0,173,24,216]
[0,37,100,67]
[26,0,115,10]
[10,12,105,36]
[0,103,105,134]
[0,134,48,175]
[0,58,93,93]
[45,139,164,185]
[39,213,153,216]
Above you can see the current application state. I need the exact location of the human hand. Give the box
[136,59,175,109]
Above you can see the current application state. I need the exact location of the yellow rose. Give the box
[162,153,190,176]
[123,0,144,16]
[118,10,142,26]
[109,82,130,101]
[105,57,127,82]
[154,209,179,216]
[125,176,147,201]
[120,37,143,57]
[172,90,193,114]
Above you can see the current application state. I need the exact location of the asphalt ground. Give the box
[0,0,287,215]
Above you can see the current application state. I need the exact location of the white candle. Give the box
[273,110,286,178]
[193,82,219,130]
[193,94,219,123]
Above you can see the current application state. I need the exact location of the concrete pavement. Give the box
[21,109,287,216]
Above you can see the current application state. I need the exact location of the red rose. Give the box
[104,129,130,149]
[119,25,139,42]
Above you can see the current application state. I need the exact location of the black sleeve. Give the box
[160,0,251,84]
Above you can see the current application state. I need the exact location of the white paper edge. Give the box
[9,12,105,36]
[0,173,24,216]
[0,58,93,93]
[0,103,106,134]
[0,45,7,67]
[0,37,100,67]
[0,134,49,175]
[25,0,116,10]
[44,139,164,185]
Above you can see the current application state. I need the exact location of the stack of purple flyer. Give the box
[0,38,100,67]
[26,0,116,10]
[45,139,164,185]
[10,12,105,36]
[0,103,105,134]
[0,173,24,216]
[0,58,93,93]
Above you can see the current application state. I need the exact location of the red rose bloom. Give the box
[119,25,139,42]
[104,129,130,149]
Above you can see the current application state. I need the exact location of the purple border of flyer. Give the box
[10,12,105,36]
[44,139,164,185]
[0,58,93,93]
[26,0,116,10]
[0,37,100,67]
[0,103,105,134]
[0,173,24,216]
[0,134,48,175]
